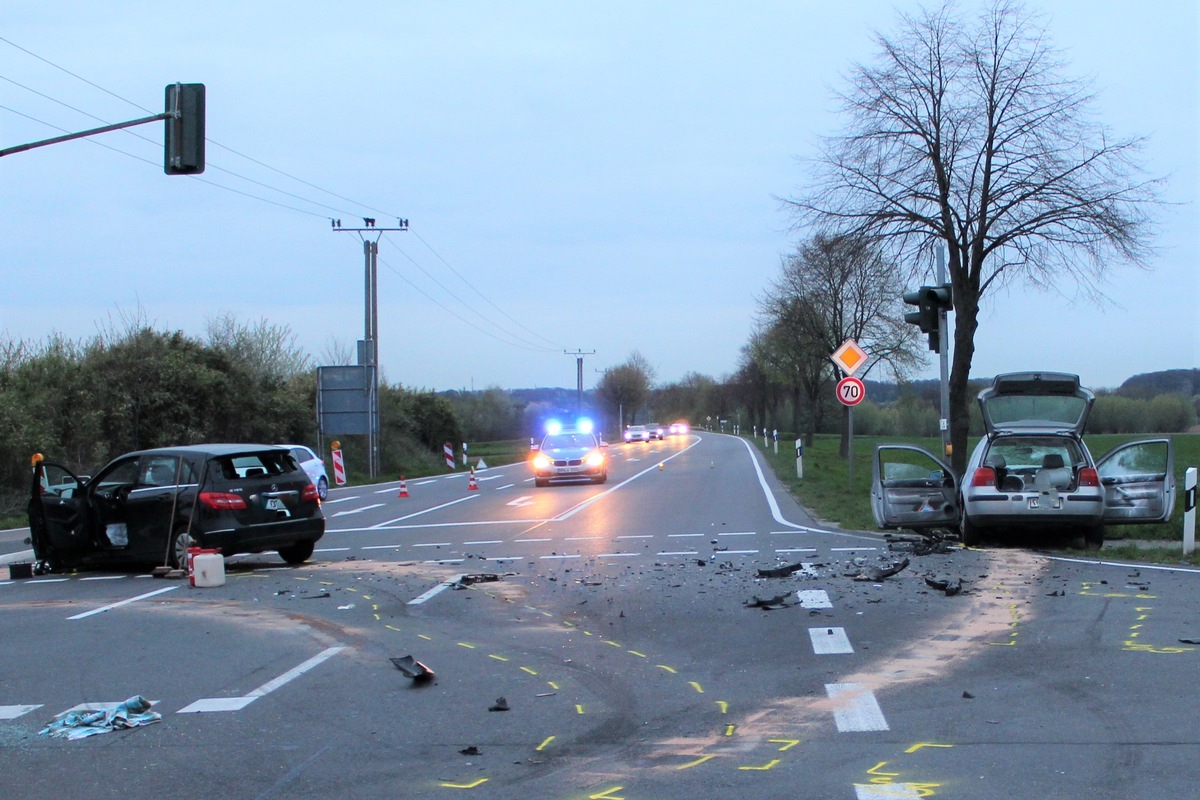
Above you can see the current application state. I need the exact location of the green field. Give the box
[752,432,1200,566]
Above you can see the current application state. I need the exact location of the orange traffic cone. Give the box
[397,477,409,498]
[467,468,479,491]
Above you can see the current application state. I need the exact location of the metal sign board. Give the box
[317,365,373,435]
[831,339,869,376]
[836,376,866,407]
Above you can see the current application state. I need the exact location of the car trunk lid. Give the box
[978,372,1094,436]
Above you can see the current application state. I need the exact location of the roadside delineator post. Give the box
[1183,466,1197,556]
[397,477,409,498]
[467,468,479,492]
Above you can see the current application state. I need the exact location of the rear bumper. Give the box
[965,491,1103,528]
[197,516,325,555]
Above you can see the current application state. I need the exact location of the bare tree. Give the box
[595,351,656,429]
[758,234,920,453]
[789,0,1159,473]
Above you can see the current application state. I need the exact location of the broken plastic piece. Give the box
[488,697,510,712]
[391,655,435,682]
[745,593,793,610]
[460,745,480,756]
[852,557,910,582]
[457,573,501,586]
[757,562,807,579]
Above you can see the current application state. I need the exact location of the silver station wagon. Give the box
[870,372,1176,548]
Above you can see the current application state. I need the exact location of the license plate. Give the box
[265,497,288,511]
[559,465,584,474]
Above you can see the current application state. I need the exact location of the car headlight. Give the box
[584,450,605,467]
[532,454,552,470]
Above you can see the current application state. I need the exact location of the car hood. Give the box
[977,371,1094,436]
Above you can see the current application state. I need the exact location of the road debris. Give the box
[301,591,331,599]
[757,562,809,579]
[459,746,481,756]
[456,573,501,587]
[390,655,435,682]
[924,575,964,596]
[39,696,161,741]
[744,593,794,610]
[488,697,510,712]
[847,557,910,582]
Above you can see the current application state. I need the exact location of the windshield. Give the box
[542,433,596,450]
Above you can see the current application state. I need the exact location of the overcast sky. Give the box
[3,1,1197,394]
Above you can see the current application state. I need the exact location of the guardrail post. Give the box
[1183,467,1197,556]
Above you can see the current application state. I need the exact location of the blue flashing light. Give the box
[576,418,594,434]
[545,419,563,435]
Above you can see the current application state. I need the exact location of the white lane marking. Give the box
[315,547,351,552]
[0,705,41,720]
[796,589,833,608]
[657,551,699,556]
[808,627,854,655]
[414,480,437,486]
[321,495,361,505]
[361,544,401,550]
[553,438,702,521]
[507,496,535,508]
[79,576,125,581]
[826,683,889,732]
[541,554,581,560]
[486,556,523,561]
[68,586,178,620]
[776,548,817,554]
[564,536,599,541]
[423,559,464,564]
[515,537,551,543]
[718,531,755,537]
[598,553,638,558]
[370,495,477,528]
[627,458,642,462]
[178,646,347,713]
[854,785,922,799]
[770,529,810,535]
[463,540,502,546]
[28,578,70,584]
[412,542,451,548]
[374,486,402,494]
[408,575,464,605]
[332,503,384,517]
[477,475,502,482]
[832,547,877,552]
[616,534,653,539]
[495,483,515,490]
[720,550,758,555]
[341,517,547,533]
[669,533,704,538]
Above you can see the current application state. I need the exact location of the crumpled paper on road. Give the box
[39,695,161,740]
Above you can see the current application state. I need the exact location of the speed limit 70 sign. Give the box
[836,376,866,407]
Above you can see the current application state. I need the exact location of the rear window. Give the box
[214,451,299,481]
[985,395,1088,428]
[985,437,1083,471]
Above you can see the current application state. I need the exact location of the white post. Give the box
[1183,467,1197,556]
[773,429,778,455]
[795,438,804,479]
[462,442,469,466]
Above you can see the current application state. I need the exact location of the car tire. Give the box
[1084,524,1104,550]
[535,478,549,487]
[960,515,984,547]
[278,540,315,565]
[317,476,328,501]
[170,526,197,569]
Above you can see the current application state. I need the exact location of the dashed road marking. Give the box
[808,627,854,655]
[796,589,833,608]
[826,683,888,732]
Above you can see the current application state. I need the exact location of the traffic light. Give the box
[902,285,953,352]
[164,83,205,175]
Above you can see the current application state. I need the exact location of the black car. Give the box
[28,444,325,571]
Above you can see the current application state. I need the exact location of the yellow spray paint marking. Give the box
[656,665,677,674]
[457,642,476,649]
[488,654,509,662]
[583,630,594,636]
[547,681,559,690]
[905,743,953,753]
[319,581,334,586]
[362,595,372,600]
[677,755,716,770]
[536,736,555,751]
[627,650,647,658]
[296,577,309,581]
[373,614,381,621]
[715,701,729,714]
[418,634,433,641]
[385,625,403,633]
[440,778,488,789]
[371,603,379,610]
[770,739,801,751]
[602,640,622,648]
[588,787,624,800]
[724,724,736,737]
[738,759,780,771]
[867,762,900,777]
[520,666,538,676]
[576,705,585,715]
[688,681,704,694]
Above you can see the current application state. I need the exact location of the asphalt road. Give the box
[2,432,1198,799]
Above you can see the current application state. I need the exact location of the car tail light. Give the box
[301,484,319,503]
[1078,467,1099,487]
[970,467,996,487]
[199,491,247,510]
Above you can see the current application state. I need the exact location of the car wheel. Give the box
[1084,524,1104,550]
[170,526,197,569]
[317,476,328,500]
[960,515,983,547]
[278,540,315,565]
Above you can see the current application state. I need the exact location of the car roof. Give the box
[121,444,290,458]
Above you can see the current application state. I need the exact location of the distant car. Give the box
[623,425,651,443]
[283,444,328,500]
[668,421,690,436]
[28,444,326,571]
[870,372,1176,548]
[647,423,665,440]
[530,429,608,486]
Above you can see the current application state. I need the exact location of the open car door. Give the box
[1096,438,1176,524]
[28,461,97,569]
[871,445,959,531]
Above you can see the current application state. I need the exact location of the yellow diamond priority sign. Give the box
[831,338,869,376]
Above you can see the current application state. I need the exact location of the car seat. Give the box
[986,454,1024,492]
[1033,453,1072,491]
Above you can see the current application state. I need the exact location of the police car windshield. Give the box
[542,433,595,450]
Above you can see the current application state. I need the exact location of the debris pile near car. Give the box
[39,696,161,741]
[845,556,910,582]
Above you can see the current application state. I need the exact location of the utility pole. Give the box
[333,217,409,479]
[565,349,595,415]
[936,247,951,462]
